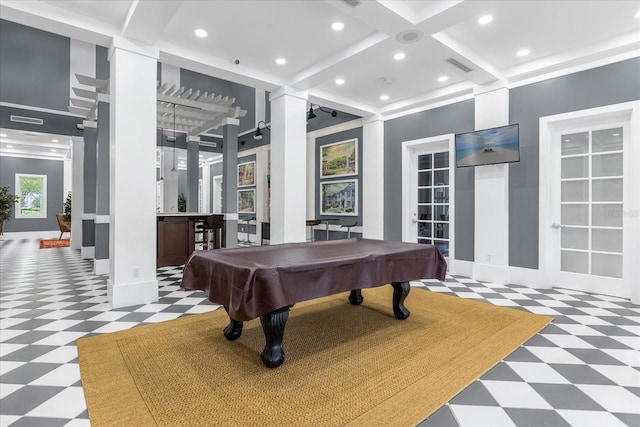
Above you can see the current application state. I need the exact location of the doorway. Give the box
[539,101,639,301]
[402,135,455,262]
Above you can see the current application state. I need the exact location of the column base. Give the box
[81,246,95,259]
[94,258,109,275]
[107,278,158,309]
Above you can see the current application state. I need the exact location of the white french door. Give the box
[541,102,639,301]
[402,135,455,262]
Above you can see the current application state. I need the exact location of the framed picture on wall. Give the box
[238,161,255,187]
[238,189,255,214]
[320,179,358,216]
[320,138,358,178]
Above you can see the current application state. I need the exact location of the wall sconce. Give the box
[254,121,270,140]
[307,104,337,120]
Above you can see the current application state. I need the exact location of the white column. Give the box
[107,36,158,308]
[255,146,270,238]
[201,160,210,213]
[473,87,509,284]
[71,136,83,250]
[362,114,384,239]
[162,147,179,212]
[269,87,307,244]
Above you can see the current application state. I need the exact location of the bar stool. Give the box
[239,216,256,245]
[341,220,358,238]
[203,214,224,249]
[306,220,321,241]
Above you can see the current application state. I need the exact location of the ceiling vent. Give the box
[10,115,43,125]
[339,0,360,7]
[445,58,473,73]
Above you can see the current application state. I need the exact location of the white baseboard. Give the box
[473,262,509,285]
[507,266,550,289]
[1,230,59,240]
[81,246,95,259]
[107,279,158,309]
[448,259,474,278]
[94,258,109,275]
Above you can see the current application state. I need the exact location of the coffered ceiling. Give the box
[0,0,638,160]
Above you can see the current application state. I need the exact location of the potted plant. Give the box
[0,186,19,236]
[63,191,72,221]
[56,192,72,239]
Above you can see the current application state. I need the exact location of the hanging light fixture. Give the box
[307,104,337,120]
[307,106,317,120]
[253,120,270,140]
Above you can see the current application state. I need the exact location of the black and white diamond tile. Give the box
[2,240,639,427]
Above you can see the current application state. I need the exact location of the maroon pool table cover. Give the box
[180,238,447,321]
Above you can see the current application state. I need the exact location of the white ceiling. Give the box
[1,0,639,159]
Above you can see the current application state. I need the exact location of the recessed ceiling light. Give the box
[380,95,389,101]
[331,22,344,31]
[335,78,345,85]
[478,15,493,25]
[393,52,406,61]
[0,133,7,137]
[6,144,13,148]
[275,58,286,65]
[194,28,208,38]
[613,133,620,136]
[52,139,58,142]
[50,149,57,152]
[516,49,531,57]
[438,76,450,82]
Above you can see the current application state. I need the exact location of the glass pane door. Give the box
[560,127,623,278]
[417,152,449,257]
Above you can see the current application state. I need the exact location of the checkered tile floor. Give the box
[1,239,638,427]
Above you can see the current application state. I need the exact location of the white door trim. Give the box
[539,101,640,303]
[401,134,455,258]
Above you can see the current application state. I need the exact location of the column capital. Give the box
[270,86,308,103]
[83,120,97,128]
[221,118,240,127]
[187,136,200,143]
[109,35,159,61]
[363,114,384,125]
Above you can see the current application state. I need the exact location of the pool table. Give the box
[181,238,447,368]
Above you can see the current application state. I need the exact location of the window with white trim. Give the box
[15,174,47,219]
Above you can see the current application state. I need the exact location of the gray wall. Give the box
[0,20,70,111]
[383,100,475,261]
[509,57,640,269]
[0,157,64,232]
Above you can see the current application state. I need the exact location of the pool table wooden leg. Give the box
[349,289,363,305]
[260,307,290,368]
[223,318,243,340]
[391,281,411,319]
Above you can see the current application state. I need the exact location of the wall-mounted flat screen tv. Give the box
[455,124,520,168]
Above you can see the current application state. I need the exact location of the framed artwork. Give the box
[320,179,358,216]
[238,161,255,187]
[320,138,358,178]
[238,189,255,214]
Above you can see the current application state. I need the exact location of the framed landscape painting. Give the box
[320,139,358,178]
[238,161,255,187]
[238,189,255,214]
[320,179,357,216]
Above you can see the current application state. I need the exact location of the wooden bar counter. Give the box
[157,213,212,267]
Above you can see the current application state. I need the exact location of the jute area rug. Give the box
[78,286,551,427]
[39,238,70,249]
